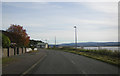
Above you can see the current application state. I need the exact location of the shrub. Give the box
[2,34,11,47]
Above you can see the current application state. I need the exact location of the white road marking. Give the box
[82,71,88,76]
[71,60,76,64]
[20,54,47,76]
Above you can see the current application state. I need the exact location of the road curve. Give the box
[29,49,119,74]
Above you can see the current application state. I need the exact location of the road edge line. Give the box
[20,54,47,76]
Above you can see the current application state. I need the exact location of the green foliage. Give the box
[29,39,43,48]
[2,34,11,47]
[29,39,44,50]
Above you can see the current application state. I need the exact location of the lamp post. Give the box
[74,25,77,49]
[55,36,56,48]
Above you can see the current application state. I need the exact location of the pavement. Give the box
[2,49,46,74]
[2,49,119,75]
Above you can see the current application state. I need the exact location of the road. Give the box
[29,49,119,74]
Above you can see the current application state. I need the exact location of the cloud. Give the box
[66,17,116,26]
[29,30,75,44]
[2,2,118,44]
[48,15,117,29]
[2,0,119,2]
[29,25,118,44]
[3,2,63,10]
[81,2,118,14]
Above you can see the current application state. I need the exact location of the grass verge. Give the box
[67,50,120,67]
[2,57,17,66]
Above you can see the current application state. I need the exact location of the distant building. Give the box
[37,43,48,48]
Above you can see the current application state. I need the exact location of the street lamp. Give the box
[74,25,77,49]
[55,36,56,48]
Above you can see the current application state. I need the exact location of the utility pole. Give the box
[74,25,77,49]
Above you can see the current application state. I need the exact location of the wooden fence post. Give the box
[7,47,9,57]
[22,47,23,54]
[17,47,19,55]
[14,47,16,55]
[25,47,26,53]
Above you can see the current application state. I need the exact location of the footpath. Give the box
[2,49,46,75]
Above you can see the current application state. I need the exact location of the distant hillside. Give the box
[50,42,120,47]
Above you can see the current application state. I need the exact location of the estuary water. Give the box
[78,47,119,51]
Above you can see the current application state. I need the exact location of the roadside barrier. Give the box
[2,47,32,57]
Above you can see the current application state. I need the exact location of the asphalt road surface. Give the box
[29,49,119,74]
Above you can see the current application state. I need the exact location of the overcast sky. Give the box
[2,2,118,44]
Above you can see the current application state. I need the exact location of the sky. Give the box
[2,2,118,44]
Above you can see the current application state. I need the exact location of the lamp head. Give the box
[74,26,76,28]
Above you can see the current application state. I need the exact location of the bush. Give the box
[2,34,11,47]
[77,49,120,58]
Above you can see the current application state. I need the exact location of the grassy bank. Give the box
[49,47,120,67]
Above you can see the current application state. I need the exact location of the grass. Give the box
[2,57,17,66]
[48,47,120,67]
[68,51,120,66]
[77,49,120,58]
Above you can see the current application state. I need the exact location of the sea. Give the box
[77,46,119,51]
